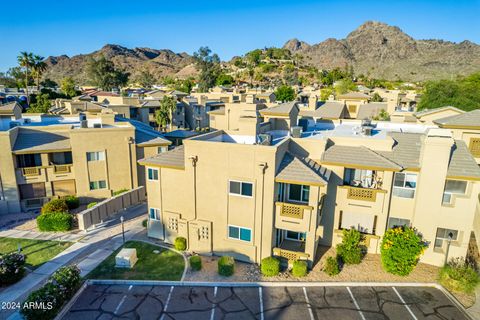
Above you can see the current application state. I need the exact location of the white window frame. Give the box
[228,180,253,198]
[89,180,107,190]
[149,208,160,220]
[284,230,306,242]
[442,180,467,204]
[434,227,459,248]
[147,167,159,181]
[227,224,252,242]
[287,184,310,203]
[86,151,105,162]
[393,172,417,199]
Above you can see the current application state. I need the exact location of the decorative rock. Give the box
[115,248,138,268]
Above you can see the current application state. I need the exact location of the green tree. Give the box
[28,93,52,113]
[136,70,156,88]
[193,47,221,92]
[17,52,34,103]
[174,78,194,94]
[86,55,129,91]
[370,92,383,102]
[320,87,334,101]
[60,77,78,98]
[335,78,357,95]
[31,55,47,90]
[246,49,262,66]
[154,96,177,130]
[41,78,58,88]
[216,73,234,86]
[418,73,480,111]
[275,85,295,102]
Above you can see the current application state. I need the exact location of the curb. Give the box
[54,281,89,320]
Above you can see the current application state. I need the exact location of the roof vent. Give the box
[257,133,272,146]
[290,126,303,138]
[80,120,88,128]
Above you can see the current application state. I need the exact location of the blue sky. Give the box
[1,0,479,72]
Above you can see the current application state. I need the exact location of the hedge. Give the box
[113,189,129,196]
[21,265,81,320]
[218,256,235,276]
[336,229,363,265]
[439,258,480,293]
[323,256,340,276]
[87,202,98,209]
[381,226,427,276]
[63,195,79,210]
[261,257,280,277]
[174,237,187,251]
[37,212,73,232]
[41,199,69,214]
[291,260,308,277]
[189,255,202,271]
[0,252,26,285]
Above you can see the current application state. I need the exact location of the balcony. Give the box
[273,247,309,261]
[53,164,72,174]
[276,202,312,219]
[340,185,385,202]
[275,202,314,232]
[22,167,41,176]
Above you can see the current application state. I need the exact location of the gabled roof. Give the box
[434,109,480,128]
[447,140,480,180]
[260,101,298,116]
[0,101,22,114]
[378,132,423,170]
[356,102,388,120]
[338,92,370,100]
[321,144,403,171]
[299,101,346,119]
[414,106,464,118]
[13,129,71,154]
[276,152,330,186]
[141,100,161,107]
[139,145,185,169]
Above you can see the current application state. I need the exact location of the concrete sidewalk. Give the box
[467,286,480,320]
[0,204,147,320]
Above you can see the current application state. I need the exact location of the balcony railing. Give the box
[342,186,384,202]
[275,202,313,219]
[22,167,41,176]
[54,164,72,174]
[273,247,309,261]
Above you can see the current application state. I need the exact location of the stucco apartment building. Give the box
[140,104,480,267]
[0,108,170,214]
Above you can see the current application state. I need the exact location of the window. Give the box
[147,168,159,181]
[149,208,160,220]
[287,184,309,203]
[469,138,480,157]
[285,231,306,241]
[344,168,377,188]
[387,217,410,229]
[19,183,46,200]
[348,105,357,113]
[229,180,253,197]
[17,153,42,168]
[442,180,467,204]
[393,172,417,198]
[340,211,375,234]
[228,225,252,242]
[89,180,107,190]
[86,151,105,161]
[158,146,168,153]
[434,228,459,249]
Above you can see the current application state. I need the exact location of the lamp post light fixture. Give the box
[120,216,125,244]
[444,232,454,266]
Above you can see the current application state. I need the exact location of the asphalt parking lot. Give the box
[61,284,469,320]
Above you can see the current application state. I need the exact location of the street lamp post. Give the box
[444,232,454,266]
[120,216,125,244]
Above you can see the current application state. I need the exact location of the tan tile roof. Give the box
[414,106,464,118]
[260,101,298,116]
[13,129,71,154]
[356,102,388,120]
[447,140,480,180]
[338,92,370,100]
[434,109,480,128]
[276,152,330,186]
[139,145,185,169]
[299,101,346,119]
[321,144,403,171]
[0,101,21,113]
[378,132,423,170]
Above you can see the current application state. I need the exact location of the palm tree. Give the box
[17,52,34,104]
[31,55,47,90]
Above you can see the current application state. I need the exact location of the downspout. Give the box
[258,162,267,263]
[384,171,395,234]
[189,156,198,220]
[127,137,134,189]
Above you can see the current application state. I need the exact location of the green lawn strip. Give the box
[86,241,184,281]
[0,237,73,269]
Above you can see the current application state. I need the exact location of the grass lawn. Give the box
[0,237,73,269]
[87,241,184,281]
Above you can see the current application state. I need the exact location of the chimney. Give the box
[246,94,255,104]
[308,95,318,110]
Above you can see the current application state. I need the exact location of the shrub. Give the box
[323,256,341,276]
[21,265,81,320]
[113,189,129,196]
[87,202,98,209]
[0,252,26,285]
[189,255,202,271]
[261,257,280,277]
[142,219,148,228]
[41,199,69,214]
[381,226,427,276]
[291,260,308,277]
[174,237,187,251]
[439,258,480,293]
[37,212,73,232]
[63,195,79,210]
[218,256,235,276]
[336,229,364,265]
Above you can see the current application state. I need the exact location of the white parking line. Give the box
[393,287,418,320]
[160,286,175,320]
[347,287,366,320]
[114,285,132,315]
[259,287,264,320]
[210,287,218,320]
[303,287,315,320]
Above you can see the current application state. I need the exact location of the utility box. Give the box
[115,248,138,268]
